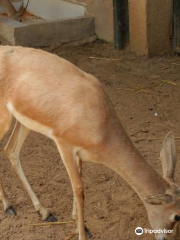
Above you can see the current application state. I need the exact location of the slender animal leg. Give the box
[0,177,8,211]
[4,121,57,222]
[72,156,82,221]
[72,158,92,239]
[0,174,15,215]
[56,141,87,240]
[0,107,15,214]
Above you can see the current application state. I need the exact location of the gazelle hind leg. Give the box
[0,108,15,214]
[0,175,15,215]
[55,141,86,240]
[4,121,57,222]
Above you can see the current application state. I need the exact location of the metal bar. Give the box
[113,0,122,50]
[113,0,129,50]
[173,0,180,53]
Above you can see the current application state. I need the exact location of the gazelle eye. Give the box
[175,215,180,221]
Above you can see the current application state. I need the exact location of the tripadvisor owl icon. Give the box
[135,227,143,235]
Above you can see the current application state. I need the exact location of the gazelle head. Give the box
[145,132,180,240]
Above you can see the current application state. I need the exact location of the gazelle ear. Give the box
[160,132,177,182]
[145,193,173,205]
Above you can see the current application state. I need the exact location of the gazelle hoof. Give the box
[85,226,92,239]
[46,213,58,222]
[6,206,16,216]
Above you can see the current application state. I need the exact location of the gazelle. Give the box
[0,0,23,21]
[0,45,180,240]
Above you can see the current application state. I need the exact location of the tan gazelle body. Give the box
[0,45,180,240]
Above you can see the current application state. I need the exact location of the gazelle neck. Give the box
[104,129,169,202]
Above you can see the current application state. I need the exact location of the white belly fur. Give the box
[7,102,54,139]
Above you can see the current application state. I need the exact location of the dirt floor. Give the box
[0,42,180,240]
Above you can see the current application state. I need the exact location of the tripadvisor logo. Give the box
[135,227,143,235]
[135,227,173,235]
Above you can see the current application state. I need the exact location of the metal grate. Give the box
[174,0,180,53]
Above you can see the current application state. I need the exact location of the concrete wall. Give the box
[19,0,113,42]
[10,0,174,55]
[129,0,173,56]
[129,0,147,55]
[2,0,113,43]
[147,0,173,56]
[65,0,114,42]
[76,0,173,55]
[23,0,85,20]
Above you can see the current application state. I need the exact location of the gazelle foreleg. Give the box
[72,156,82,222]
[4,121,57,222]
[72,157,91,238]
[56,141,88,240]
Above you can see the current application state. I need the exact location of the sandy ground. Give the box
[0,42,180,240]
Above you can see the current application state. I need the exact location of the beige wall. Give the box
[76,0,173,56]
[147,0,173,56]
[129,0,147,55]
[129,0,173,56]
[14,0,172,55]
[65,0,114,42]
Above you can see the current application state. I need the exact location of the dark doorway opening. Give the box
[113,0,129,50]
[174,0,180,53]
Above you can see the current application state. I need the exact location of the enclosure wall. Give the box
[66,0,114,42]
[129,0,173,56]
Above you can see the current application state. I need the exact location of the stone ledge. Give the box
[0,16,95,46]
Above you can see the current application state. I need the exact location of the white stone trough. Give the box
[0,0,95,46]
